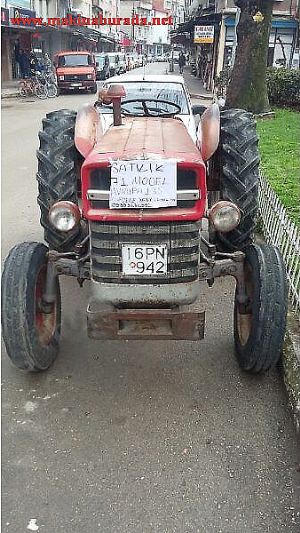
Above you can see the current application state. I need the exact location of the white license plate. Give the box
[122,245,168,276]
[71,83,81,87]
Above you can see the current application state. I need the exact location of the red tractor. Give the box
[2,78,288,373]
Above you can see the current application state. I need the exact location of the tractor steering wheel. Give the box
[120,98,181,117]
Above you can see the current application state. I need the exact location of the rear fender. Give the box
[75,103,103,158]
[196,103,220,162]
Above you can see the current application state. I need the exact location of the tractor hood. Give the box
[81,116,207,223]
[85,116,203,164]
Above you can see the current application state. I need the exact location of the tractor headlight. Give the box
[58,75,64,81]
[209,201,241,233]
[49,201,81,232]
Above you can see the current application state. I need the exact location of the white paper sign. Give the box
[194,25,214,44]
[109,160,177,209]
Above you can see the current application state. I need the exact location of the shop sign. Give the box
[11,7,37,26]
[194,25,214,44]
[1,8,9,26]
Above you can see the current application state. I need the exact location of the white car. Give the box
[98,74,199,143]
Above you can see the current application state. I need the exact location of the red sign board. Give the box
[1,7,9,26]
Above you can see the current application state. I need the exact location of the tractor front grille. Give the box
[90,221,200,284]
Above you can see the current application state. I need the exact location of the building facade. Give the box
[173,0,299,90]
[119,0,184,53]
[1,0,122,81]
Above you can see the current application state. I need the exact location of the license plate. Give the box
[71,83,81,87]
[122,245,168,276]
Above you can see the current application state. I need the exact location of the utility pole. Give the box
[132,0,135,50]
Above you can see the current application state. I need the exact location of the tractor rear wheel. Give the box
[214,108,260,251]
[1,242,61,371]
[234,243,288,373]
[36,109,81,251]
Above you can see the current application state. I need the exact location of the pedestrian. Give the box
[44,53,52,73]
[14,39,21,78]
[19,49,30,78]
[178,51,186,75]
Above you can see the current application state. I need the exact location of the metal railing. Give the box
[258,174,300,315]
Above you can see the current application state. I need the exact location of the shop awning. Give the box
[173,12,222,35]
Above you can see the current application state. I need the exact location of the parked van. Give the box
[53,50,97,93]
[95,53,110,80]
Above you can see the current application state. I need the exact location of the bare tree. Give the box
[226,0,274,114]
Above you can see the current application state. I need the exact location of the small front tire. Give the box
[1,242,61,371]
[234,243,288,373]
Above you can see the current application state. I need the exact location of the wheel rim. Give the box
[236,263,253,346]
[35,266,57,345]
[47,84,57,98]
[36,85,47,99]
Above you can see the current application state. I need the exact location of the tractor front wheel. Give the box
[1,242,61,371]
[234,243,288,373]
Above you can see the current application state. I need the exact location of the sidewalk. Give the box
[1,81,20,99]
[182,67,213,101]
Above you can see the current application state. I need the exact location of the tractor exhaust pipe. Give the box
[112,98,122,126]
[98,84,126,127]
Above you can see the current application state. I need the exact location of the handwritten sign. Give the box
[194,25,214,44]
[109,160,177,209]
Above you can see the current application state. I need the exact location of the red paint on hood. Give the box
[82,116,207,222]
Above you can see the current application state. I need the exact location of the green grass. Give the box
[256,108,300,226]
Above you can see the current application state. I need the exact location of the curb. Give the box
[189,93,213,100]
[255,232,300,433]
[2,93,19,99]
[282,310,300,433]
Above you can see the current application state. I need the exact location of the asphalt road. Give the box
[2,62,300,533]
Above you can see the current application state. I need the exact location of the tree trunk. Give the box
[225,0,274,114]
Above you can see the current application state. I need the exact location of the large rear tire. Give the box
[234,244,288,373]
[36,109,81,251]
[214,109,260,251]
[1,242,61,371]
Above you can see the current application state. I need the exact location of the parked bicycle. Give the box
[19,76,47,99]
[19,72,58,99]
[43,72,59,98]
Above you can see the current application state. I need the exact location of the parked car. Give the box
[95,53,110,80]
[126,55,135,71]
[118,53,127,73]
[53,50,97,93]
[137,55,144,67]
[132,54,140,68]
[107,53,122,76]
